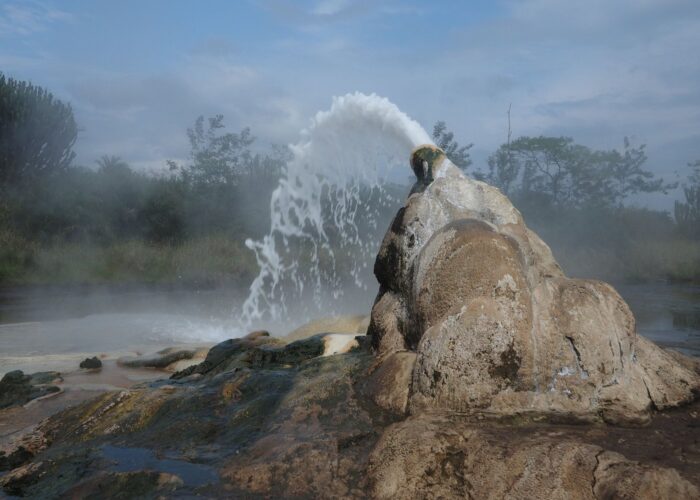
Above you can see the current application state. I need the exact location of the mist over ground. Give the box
[2,4,700,498]
[1,0,699,327]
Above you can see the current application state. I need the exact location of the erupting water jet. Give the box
[241,93,433,326]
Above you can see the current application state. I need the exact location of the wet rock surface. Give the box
[0,337,385,497]
[0,370,61,410]
[118,346,207,372]
[80,356,102,369]
[2,147,700,498]
[368,145,700,425]
[1,335,699,498]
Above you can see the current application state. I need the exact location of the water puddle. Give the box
[102,445,219,487]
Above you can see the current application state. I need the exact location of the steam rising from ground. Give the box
[241,93,432,325]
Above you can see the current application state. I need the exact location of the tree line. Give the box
[1,74,286,249]
[1,73,699,284]
[433,120,700,241]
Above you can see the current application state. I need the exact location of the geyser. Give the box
[241,92,432,325]
[367,145,700,424]
[410,144,445,184]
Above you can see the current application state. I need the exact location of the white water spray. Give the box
[241,92,432,325]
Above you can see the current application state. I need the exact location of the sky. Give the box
[1,0,699,209]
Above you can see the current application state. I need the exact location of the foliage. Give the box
[604,137,673,204]
[487,136,675,209]
[166,114,286,239]
[0,73,77,191]
[432,121,472,172]
[523,203,700,282]
[2,109,286,252]
[486,145,518,195]
[172,115,256,186]
[96,155,131,174]
[675,160,700,240]
[15,235,257,286]
[1,73,699,285]
[139,177,186,244]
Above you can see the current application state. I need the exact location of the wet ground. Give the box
[0,285,244,375]
[0,282,698,374]
[616,282,700,356]
[0,360,169,449]
[502,397,700,488]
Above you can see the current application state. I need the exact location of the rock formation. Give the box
[0,370,61,409]
[79,356,103,369]
[368,144,699,424]
[2,146,700,498]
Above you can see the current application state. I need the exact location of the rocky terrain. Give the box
[1,146,699,498]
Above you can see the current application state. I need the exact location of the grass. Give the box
[1,229,699,287]
[0,234,258,287]
[551,238,700,283]
[0,228,36,283]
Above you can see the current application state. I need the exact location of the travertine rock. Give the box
[367,414,699,499]
[285,315,370,342]
[365,351,417,416]
[368,144,699,424]
[4,335,699,497]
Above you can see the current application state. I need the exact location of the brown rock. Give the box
[368,146,700,424]
[366,351,416,416]
[244,329,270,340]
[368,415,699,499]
[594,450,699,499]
[368,291,407,355]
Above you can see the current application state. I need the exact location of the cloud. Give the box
[2,0,697,210]
[311,0,352,17]
[259,0,417,25]
[0,1,74,36]
[430,1,700,137]
[65,50,306,171]
[190,37,238,58]
[421,0,700,208]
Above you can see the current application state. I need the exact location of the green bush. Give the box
[13,236,258,287]
[0,228,35,283]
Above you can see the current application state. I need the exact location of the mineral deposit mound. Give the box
[368,144,699,425]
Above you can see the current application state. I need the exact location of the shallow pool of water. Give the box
[0,282,697,374]
[615,282,700,356]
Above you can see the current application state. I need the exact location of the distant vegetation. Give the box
[0,74,283,286]
[436,122,700,282]
[1,74,699,287]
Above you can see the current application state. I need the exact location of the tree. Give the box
[168,115,286,238]
[487,148,519,195]
[487,136,599,207]
[596,137,675,206]
[139,177,185,243]
[94,156,146,240]
[96,155,130,175]
[432,121,472,172]
[675,160,700,239]
[486,136,673,209]
[171,114,255,186]
[0,73,77,190]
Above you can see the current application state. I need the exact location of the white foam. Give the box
[241,93,432,324]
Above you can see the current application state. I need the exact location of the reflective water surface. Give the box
[615,282,700,357]
[0,282,698,375]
